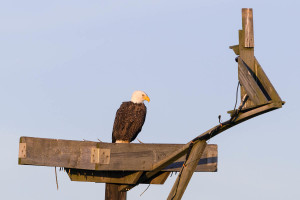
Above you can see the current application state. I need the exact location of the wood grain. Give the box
[254,57,282,102]
[19,137,217,172]
[242,8,254,47]
[167,140,207,200]
[238,57,268,105]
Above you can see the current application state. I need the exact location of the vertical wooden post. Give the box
[167,140,207,200]
[105,184,127,200]
[105,139,127,200]
[239,8,256,109]
[242,8,254,48]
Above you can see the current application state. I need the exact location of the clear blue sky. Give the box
[1,1,299,199]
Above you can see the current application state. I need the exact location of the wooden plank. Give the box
[148,172,171,184]
[67,169,143,184]
[254,57,282,102]
[234,102,282,123]
[227,102,270,116]
[167,140,207,200]
[238,57,269,105]
[229,45,240,55]
[66,152,216,185]
[164,144,217,172]
[68,170,169,185]
[239,9,256,109]
[242,8,254,47]
[238,30,256,109]
[18,137,217,172]
[19,137,96,169]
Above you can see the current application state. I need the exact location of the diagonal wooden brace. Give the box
[167,140,207,200]
[238,57,269,105]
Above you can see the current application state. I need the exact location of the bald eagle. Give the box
[112,91,150,143]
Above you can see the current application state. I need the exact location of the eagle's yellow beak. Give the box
[144,96,150,102]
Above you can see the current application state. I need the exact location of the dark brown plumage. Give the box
[112,102,147,143]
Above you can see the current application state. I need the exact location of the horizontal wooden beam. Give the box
[18,137,217,172]
[66,169,171,185]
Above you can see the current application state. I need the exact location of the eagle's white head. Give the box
[131,90,150,104]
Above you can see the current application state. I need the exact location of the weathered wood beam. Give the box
[167,140,207,200]
[242,8,254,47]
[66,169,171,185]
[238,57,269,105]
[66,170,143,184]
[18,137,217,172]
[254,57,282,103]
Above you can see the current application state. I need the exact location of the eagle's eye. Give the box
[142,94,145,96]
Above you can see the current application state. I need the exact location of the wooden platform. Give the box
[19,137,217,172]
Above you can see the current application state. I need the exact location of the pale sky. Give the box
[1,1,299,199]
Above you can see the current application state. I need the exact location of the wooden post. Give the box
[239,8,256,109]
[105,137,127,200]
[105,184,126,200]
[242,8,254,48]
[167,140,207,200]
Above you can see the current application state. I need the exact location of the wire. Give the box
[140,184,150,196]
[234,81,240,111]
[170,163,185,200]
